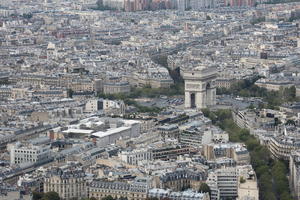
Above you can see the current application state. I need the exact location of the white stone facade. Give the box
[183,66,217,109]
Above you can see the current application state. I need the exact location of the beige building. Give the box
[30,112,50,122]
[103,82,130,94]
[203,143,250,165]
[216,78,237,89]
[44,167,86,200]
[88,179,149,200]
[152,168,207,192]
[255,79,294,91]
[69,79,94,92]
[268,136,300,160]
[32,89,68,98]
[130,73,174,89]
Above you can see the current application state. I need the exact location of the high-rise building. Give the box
[207,167,238,200]
[290,150,300,200]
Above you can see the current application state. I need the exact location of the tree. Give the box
[23,13,33,19]
[240,177,246,183]
[32,192,44,200]
[198,183,211,195]
[206,15,211,20]
[118,197,128,200]
[42,192,60,200]
[67,89,73,98]
[90,198,97,200]
[101,196,115,200]
[285,119,296,126]
[247,103,255,110]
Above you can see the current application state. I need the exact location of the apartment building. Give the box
[268,136,300,160]
[88,178,149,200]
[44,166,86,200]
[10,142,52,166]
[207,167,238,200]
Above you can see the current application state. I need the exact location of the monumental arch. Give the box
[182,66,218,109]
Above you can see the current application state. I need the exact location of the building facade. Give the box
[44,166,86,200]
[10,142,52,166]
[290,150,300,200]
[183,66,217,109]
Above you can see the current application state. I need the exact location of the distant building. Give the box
[85,99,103,112]
[103,82,130,95]
[10,142,52,166]
[203,143,250,165]
[88,178,149,200]
[255,79,294,91]
[119,148,152,165]
[148,188,210,200]
[152,168,207,191]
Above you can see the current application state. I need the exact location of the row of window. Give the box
[15,150,38,154]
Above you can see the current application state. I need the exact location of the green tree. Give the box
[286,119,296,126]
[32,192,44,200]
[247,103,255,110]
[101,196,115,200]
[280,191,293,200]
[203,108,292,199]
[42,192,60,200]
[240,177,246,183]
[198,183,211,194]
[67,89,74,98]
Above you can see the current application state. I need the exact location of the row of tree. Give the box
[217,77,298,109]
[97,92,162,113]
[32,191,60,200]
[202,109,293,200]
[265,0,300,4]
